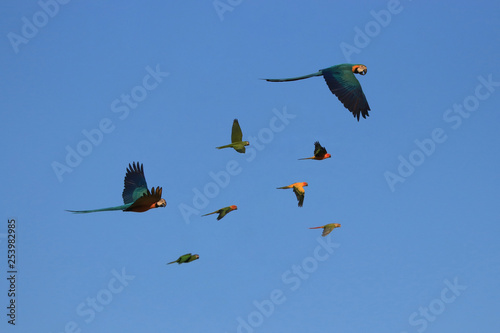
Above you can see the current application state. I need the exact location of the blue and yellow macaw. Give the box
[264,64,371,120]
[67,162,166,213]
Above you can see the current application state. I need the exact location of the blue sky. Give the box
[1,1,499,332]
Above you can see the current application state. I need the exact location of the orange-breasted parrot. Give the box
[202,205,238,220]
[309,223,341,237]
[216,119,250,153]
[299,141,331,160]
[67,162,166,213]
[277,182,308,207]
[167,253,199,265]
[264,64,370,120]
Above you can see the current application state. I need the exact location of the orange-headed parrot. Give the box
[309,223,341,237]
[216,119,250,153]
[67,162,166,213]
[202,205,238,220]
[167,253,199,265]
[264,64,370,120]
[299,141,332,160]
[277,182,308,207]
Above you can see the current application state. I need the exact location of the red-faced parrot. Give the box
[67,162,166,213]
[167,253,199,265]
[216,119,250,153]
[299,141,332,160]
[277,182,308,207]
[264,64,370,120]
[202,205,238,220]
[309,223,341,237]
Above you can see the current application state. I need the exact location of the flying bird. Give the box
[167,253,200,265]
[202,205,238,220]
[216,119,250,153]
[67,162,166,213]
[299,141,331,160]
[309,223,341,237]
[277,182,308,207]
[264,64,370,120]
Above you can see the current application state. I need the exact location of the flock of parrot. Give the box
[67,63,371,265]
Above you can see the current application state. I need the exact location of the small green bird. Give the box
[299,141,332,160]
[202,205,238,220]
[216,119,250,153]
[264,64,370,120]
[309,223,341,237]
[67,162,166,213]
[167,253,200,265]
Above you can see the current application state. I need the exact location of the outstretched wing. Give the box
[122,162,148,204]
[231,119,243,143]
[124,187,162,212]
[321,225,335,237]
[293,186,305,207]
[313,141,327,159]
[321,66,370,120]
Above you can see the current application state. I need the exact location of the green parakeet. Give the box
[202,205,238,220]
[216,119,250,153]
[309,223,341,237]
[167,253,199,265]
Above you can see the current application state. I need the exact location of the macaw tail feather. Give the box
[263,71,322,82]
[202,211,217,217]
[66,204,131,214]
[276,186,291,189]
[298,157,314,160]
[309,226,324,229]
[216,144,233,149]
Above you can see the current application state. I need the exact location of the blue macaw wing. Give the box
[321,66,370,120]
[122,162,148,204]
[124,186,163,212]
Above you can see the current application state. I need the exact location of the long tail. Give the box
[309,226,324,229]
[166,261,177,265]
[277,186,292,189]
[202,211,217,217]
[298,157,314,160]
[66,204,130,214]
[216,144,232,149]
[263,71,322,82]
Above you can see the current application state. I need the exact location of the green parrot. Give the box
[216,119,250,153]
[264,64,370,120]
[299,141,332,160]
[167,253,200,265]
[309,223,341,237]
[202,205,238,220]
[67,162,166,213]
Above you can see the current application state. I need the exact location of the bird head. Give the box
[324,153,332,159]
[302,182,309,187]
[352,65,367,75]
[230,205,238,210]
[155,199,167,208]
[333,223,341,228]
[193,254,200,260]
[244,141,250,146]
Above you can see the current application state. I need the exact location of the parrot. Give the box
[216,119,250,153]
[309,223,341,237]
[202,205,238,220]
[167,253,200,265]
[299,141,331,160]
[66,162,166,213]
[263,64,370,121]
[277,182,308,207]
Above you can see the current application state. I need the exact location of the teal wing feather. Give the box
[122,162,148,204]
[231,119,243,143]
[321,65,370,120]
[313,141,327,159]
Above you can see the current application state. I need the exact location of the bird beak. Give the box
[358,68,367,75]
